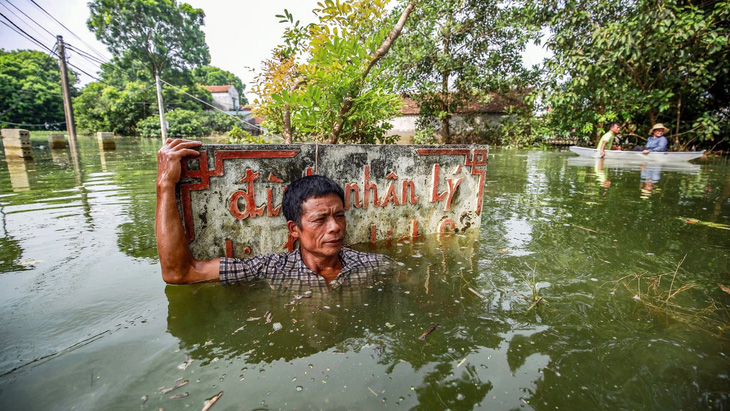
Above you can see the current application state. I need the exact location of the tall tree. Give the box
[87,0,210,81]
[533,0,730,149]
[251,0,416,144]
[0,49,75,129]
[192,66,248,104]
[390,0,537,143]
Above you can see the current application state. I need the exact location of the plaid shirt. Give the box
[219,247,393,291]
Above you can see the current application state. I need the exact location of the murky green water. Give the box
[0,137,728,410]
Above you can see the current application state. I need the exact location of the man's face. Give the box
[288,193,346,260]
[611,124,621,134]
[653,129,664,137]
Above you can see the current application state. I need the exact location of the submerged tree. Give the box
[534,0,730,149]
[251,0,417,144]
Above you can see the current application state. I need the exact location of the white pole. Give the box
[155,74,167,141]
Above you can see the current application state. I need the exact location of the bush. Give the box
[137,109,243,138]
[227,126,267,144]
[200,111,241,135]
[138,109,204,138]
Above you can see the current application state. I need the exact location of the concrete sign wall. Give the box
[177,144,488,260]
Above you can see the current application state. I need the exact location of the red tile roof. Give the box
[202,85,233,93]
[399,93,525,115]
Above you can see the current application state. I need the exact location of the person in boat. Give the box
[155,138,392,289]
[633,123,669,154]
[597,122,622,158]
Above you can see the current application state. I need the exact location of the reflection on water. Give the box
[5,158,33,192]
[0,142,728,410]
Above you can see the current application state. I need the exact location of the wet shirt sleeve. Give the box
[219,254,282,286]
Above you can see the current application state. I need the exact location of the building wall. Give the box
[210,88,239,111]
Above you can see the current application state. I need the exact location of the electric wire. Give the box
[25,0,109,61]
[0,11,54,53]
[0,1,54,44]
[4,0,55,40]
[159,79,265,132]
[66,43,107,65]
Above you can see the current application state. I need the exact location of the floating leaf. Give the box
[679,217,730,230]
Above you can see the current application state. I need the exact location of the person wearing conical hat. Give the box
[633,123,669,153]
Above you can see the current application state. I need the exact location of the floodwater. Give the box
[0,137,728,410]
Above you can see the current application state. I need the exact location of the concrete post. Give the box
[49,133,66,149]
[97,132,116,150]
[1,128,33,159]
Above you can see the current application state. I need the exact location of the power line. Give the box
[0,11,54,53]
[4,0,55,40]
[0,14,103,83]
[25,0,109,62]
[0,1,53,44]
[0,120,65,127]
[159,78,265,132]
[66,43,107,65]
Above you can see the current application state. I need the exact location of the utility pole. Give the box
[155,74,167,140]
[56,35,76,138]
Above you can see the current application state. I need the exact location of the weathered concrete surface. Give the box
[177,144,488,260]
[97,132,116,150]
[1,129,32,159]
[49,133,66,149]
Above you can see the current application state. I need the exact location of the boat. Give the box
[566,157,701,174]
[568,146,705,162]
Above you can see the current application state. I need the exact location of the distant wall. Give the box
[176,144,488,260]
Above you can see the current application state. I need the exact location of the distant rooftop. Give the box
[202,85,233,93]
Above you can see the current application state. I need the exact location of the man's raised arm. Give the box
[155,139,220,284]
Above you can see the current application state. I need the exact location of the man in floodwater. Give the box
[155,138,392,289]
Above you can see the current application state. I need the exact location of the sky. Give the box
[0,0,548,98]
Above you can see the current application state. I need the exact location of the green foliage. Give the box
[74,80,214,135]
[227,126,267,144]
[252,0,413,144]
[413,126,438,144]
[87,0,210,79]
[533,0,730,149]
[137,109,242,138]
[192,66,248,104]
[199,111,241,135]
[74,81,154,135]
[138,109,203,138]
[389,0,538,144]
[0,49,76,129]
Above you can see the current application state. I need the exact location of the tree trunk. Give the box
[327,0,417,144]
[440,23,452,144]
[674,95,681,147]
[282,108,292,144]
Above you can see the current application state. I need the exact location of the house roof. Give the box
[202,85,233,93]
[399,93,524,115]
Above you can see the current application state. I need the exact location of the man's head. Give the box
[283,175,345,227]
[283,175,347,261]
[609,122,621,134]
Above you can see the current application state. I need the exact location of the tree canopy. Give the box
[533,0,730,149]
[390,0,537,143]
[192,66,248,104]
[251,0,416,144]
[0,49,74,130]
[87,0,210,79]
